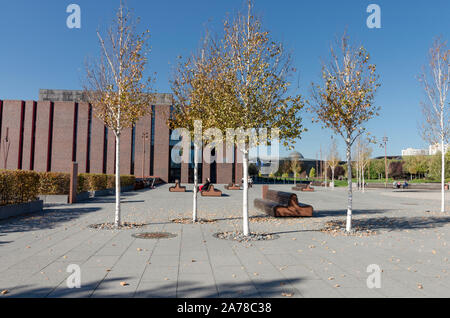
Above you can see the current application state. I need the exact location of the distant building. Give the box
[255,151,320,177]
[429,143,449,155]
[401,148,428,156]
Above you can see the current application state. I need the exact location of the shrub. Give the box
[39,172,70,195]
[0,170,40,206]
[79,173,108,192]
[120,175,136,188]
[309,167,316,178]
[81,173,135,191]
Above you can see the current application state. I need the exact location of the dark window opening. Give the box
[86,105,92,173]
[149,105,155,176]
[232,147,236,183]
[102,126,108,174]
[47,102,54,172]
[18,101,25,170]
[210,148,217,183]
[131,125,136,175]
[30,102,37,170]
[72,103,79,162]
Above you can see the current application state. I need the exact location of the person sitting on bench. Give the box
[199,178,211,192]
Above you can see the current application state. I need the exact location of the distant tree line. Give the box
[248,152,450,182]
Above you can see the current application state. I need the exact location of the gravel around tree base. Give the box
[214,231,279,242]
[88,222,147,230]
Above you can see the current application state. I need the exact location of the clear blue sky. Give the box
[0,0,449,159]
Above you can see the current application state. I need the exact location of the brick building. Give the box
[0,89,243,184]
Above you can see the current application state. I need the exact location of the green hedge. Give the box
[0,170,40,206]
[39,172,71,195]
[0,170,136,205]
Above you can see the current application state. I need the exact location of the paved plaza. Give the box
[0,184,449,298]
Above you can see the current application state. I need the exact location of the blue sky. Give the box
[0,0,449,159]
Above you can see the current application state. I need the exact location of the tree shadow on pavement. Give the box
[349,215,450,232]
[0,207,101,234]
[3,277,303,298]
[314,209,388,218]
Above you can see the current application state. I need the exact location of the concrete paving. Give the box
[0,184,449,298]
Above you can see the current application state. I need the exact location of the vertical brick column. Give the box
[181,162,189,183]
[153,105,170,183]
[217,143,233,184]
[34,101,52,172]
[90,116,105,174]
[51,102,76,173]
[134,115,151,177]
[202,154,210,184]
[21,101,36,170]
[0,101,24,170]
[106,128,116,175]
[69,162,78,204]
[119,128,132,175]
[235,146,243,185]
[76,103,90,173]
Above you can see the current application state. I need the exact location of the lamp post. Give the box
[141,131,149,178]
[382,136,388,188]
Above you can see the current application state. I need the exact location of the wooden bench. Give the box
[201,184,222,197]
[225,183,241,190]
[254,186,313,217]
[292,183,314,192]
[169,180,186,192]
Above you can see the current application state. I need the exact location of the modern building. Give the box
[256,151,321,177]
[401,144,449,157]
[429,143,449,156]
[401,148,428,156]
[0,89,243,184]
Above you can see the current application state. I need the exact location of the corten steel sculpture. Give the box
[169,180,186,193]
[200,184,222,197]
[254,185,313,217]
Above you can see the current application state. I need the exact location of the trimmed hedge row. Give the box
[78,174,136,193]
[0,170,136,205]
[0,170,40,206]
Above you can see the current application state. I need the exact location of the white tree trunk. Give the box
[242,150,250,236]
[331,168,335,190]
[114,135,121,228]
[193,142,199,222]
[362,166,365,193]
[346,141,353,232]
[441,138,445,212]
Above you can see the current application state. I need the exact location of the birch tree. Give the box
[289,156,303,185]
[169,34,219,222]
[84,3,154,228]
[419,37,449,213]
[327,138,340,188]
[210,0,305,236]
[309,34,380,232]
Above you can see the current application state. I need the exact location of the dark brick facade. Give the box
[0,91,243,184]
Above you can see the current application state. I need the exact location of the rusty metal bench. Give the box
[254,185,313,217]
[169,180,186,192]
[201,184,222,197]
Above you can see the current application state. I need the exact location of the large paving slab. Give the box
[0,184,449,298]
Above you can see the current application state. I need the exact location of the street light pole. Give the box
[142,132,149,178]
[383,136,388,188]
